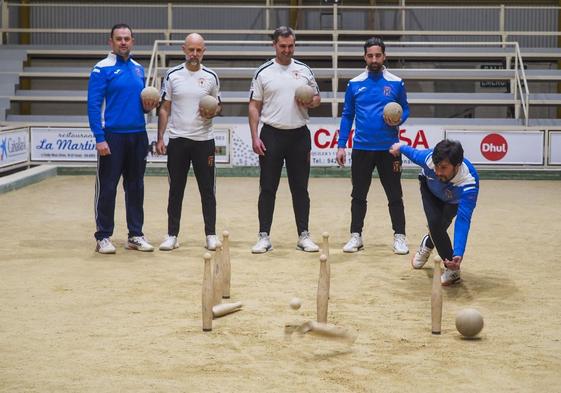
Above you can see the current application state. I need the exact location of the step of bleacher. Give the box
[18,66,561,82]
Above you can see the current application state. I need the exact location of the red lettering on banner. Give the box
[314,128,330,149]
[480,133,508,161]
[399,129,411,145]
[413,130,429,148]
[313,128,354,149]
[399,129,429,148]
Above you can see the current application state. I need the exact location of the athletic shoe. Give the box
[251,232,272,254]
[297,231,319,252]
[159,235,179,251]
[441,268,461,286]
[126,236,154,252]
[96,238,116,254]
[206,235,218,251]
[393,233,409,255]
[343,232,363,253]
[411,234,433,269]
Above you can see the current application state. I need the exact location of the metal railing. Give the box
[145,39,531,123]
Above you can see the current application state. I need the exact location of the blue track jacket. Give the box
[338,67,409,150]
[400,145,479,257]
[88,53,146,143]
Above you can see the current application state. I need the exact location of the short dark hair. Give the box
[364,37,385,54]
[272,26,295,43]
[110,23,133,38]
[433,139,464,166]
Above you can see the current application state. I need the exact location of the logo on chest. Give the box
[291,71,301,79]
[383,86,392,96]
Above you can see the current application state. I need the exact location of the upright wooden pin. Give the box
[202,252,213,332]
[213,241,224,306]
[222,230,231,299]
[431,255,443,335]
[322,232,331,297]
[321,231,330,257]
[317,254,329,323]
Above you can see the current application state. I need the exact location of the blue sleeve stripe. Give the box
[202,67,219,85]
[254,61,274,80]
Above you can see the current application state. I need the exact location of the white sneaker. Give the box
[441,268,461,286]
[411,234,433,269]
[251,232,272,254]
[297,231,319,252]
[159,235,179,251]
[206,235,218,251]
[96,238,116,254]
[126,236,154,252]
[343,232,363,253]
[393,234,409,255]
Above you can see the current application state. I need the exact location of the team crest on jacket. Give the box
[291,71,300,79]
[198,78,206,87]
[135,68,142,77]
[384,86,392,96]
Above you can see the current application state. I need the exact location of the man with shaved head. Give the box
[156,33,222,251]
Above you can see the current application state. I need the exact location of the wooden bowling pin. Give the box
[317,254,329,323]
[222,230,231,299]
[431,256,443,334]
[202,252,213,331]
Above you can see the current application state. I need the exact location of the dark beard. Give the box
[368,63,382,73]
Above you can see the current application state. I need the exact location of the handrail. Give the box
[513,42,530,126]
[145,39,530,123]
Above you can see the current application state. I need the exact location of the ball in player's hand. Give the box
[199,95,219,113]
[141,86,160,101]
[295,85,314,104]
[289,297,302,310]
[383,101,403,125]
[455,308,484,338]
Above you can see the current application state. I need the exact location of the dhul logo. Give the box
[480,133,508,161]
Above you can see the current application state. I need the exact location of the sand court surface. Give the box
[1,175,560,392]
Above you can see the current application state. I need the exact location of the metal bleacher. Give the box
[0,2,561,127]
[2,41,558,126]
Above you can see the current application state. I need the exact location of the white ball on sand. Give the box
[289,297,302,310]
[383,101,403,124]
[295,85,314,104]
[140,86,160,101]
[199,95,219,113]
[455,308,484,338]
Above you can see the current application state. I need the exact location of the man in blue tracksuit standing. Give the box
[390,139,479,285]
[336,37,410,255]
[88,23,159,254]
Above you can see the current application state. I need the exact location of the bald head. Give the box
[183,33,206,70]
[185,33,205,46]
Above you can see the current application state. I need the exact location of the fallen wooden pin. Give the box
[212,301,243,318]
[286,320,357,343]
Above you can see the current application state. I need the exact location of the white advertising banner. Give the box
[230,122,446,167]
[445,130,544,165]
[549,131,561,165]
[0,128,29,168]
[145,128,230,164]
[31,127,97,161]
[31,127,231,164]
